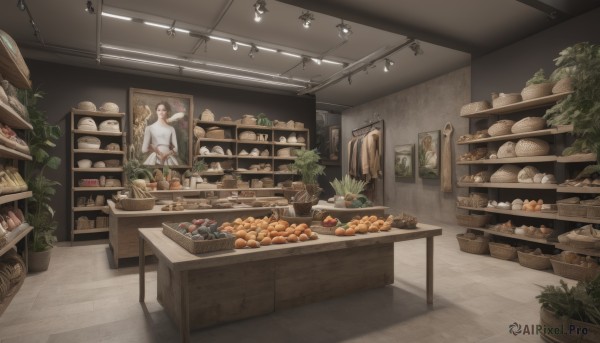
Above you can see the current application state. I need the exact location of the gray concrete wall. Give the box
[341,67,470,225]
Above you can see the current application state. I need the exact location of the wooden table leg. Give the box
[180,271,190,343]
[426,236,434,305]
[139,234,145,303]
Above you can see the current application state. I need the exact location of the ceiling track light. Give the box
[383,58,394,73]
[248,44,259,59]
[336,19,352,41]
[409,41,424,56]
[253,0,267,22]
[347,74,352,85]
[166,20,176,38]
[17,0,26,11]
[298,10,314,29]
[85,0,95,14]
[231,39,238,51]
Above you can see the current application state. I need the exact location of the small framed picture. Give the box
[394,144,414,180]
[129,88,193,168]
[418,130,440,179]
[328,125,341,162]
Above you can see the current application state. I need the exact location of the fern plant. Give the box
[123,159,153,182]
[290,149,325,185]
[537,274,600,325]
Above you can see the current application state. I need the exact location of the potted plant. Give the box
[330,175,372,208]
[536,274,600,342]
[123,158,153,183]
[21,90,62,272]
[544,42,600,164]
[521,68,554,100]
[289,149,325,198]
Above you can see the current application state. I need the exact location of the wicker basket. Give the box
[193,126,206,139]
[470,193,488,208]
[489,242,518,261]
[120,198,155,211]
[515,138,550,157]
[511,117,547,134]
[460,101,491,116]
[540,204,558,213]
[456,213,492,227]
[239,131,257,141]
[517,251,552,270]
[162,222,235,254]
[581,200,600,219]
[241,115,257,125]
[552,77,573,94]
[294,122,304,129]
[277,147,291,157]
[521,82,554,101]
[497,141,517,159]
[456,234,490,254]
[550,256,600,281]
[311,224,336,235]
[103,159,120,167]
[490,164,521,183]
[492,93,522,108]
[557,203,586,217]
[95,216,108,228]
[205,127,225,139]
[293,202,312,216]
[77,136,101,149]
[488,120,515,137]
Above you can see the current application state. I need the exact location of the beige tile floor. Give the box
[0,222,570,342]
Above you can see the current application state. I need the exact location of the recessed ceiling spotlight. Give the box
[85,0,95,14]
[383,58,394,72]
[253,0,267,23]
[410,41,424,56]
[231,39,239,51]
[17,0,26,11]
[249,44,259,58]
[166,20,176,38]
[336,19,352,41]
[299,11,314,29]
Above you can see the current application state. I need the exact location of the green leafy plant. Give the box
[544,42,600,161]
[330,175,366,196]
[256,113,272,127]
[290,149,325,185]
[525,68,549,86]
[123,159,153,182]
[19,90,61,252]
[537,274,600,325]
[192,158,208,174]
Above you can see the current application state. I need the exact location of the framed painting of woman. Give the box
[418,130,440,179]
[129,88,193,168]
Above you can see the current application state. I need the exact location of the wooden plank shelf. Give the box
[0,144,32,160]
[456,156,557,165]
[456,182,558,189]
[236,124,274,130]
[193,155,234,159]
[194,120,237,127]
[460,92,571,118]
[237,140,273,145]
[273,157,298,160]
[73,206,109,212]
[70,109,125,117]
[555,215,600,225]
[0,101,33,130]
[273,127,309,132]
[273,171,297,175]
[73,149,124,155]
[196,138,236,143]
[237,156,272,160]
[273,142,306,147]
[557,187,600,194]
[556,153,597,163]
[468,227,553,245]
[554,243,600,257]
[198,172,224,176]
[150,187,282,194]
[235,171,274,175]
[72,228,110,235]
[0,191,32,206]
[73,187,124,191]
[73,168,124,172]
[0,224,33,256]
[73,129,123,136]
[456,127,571,145]
[458,206,557,220]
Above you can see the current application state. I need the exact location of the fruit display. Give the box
[220,216,318,249]
[321,215,338,227]
[327,215,394,236]
[176,218,234,241]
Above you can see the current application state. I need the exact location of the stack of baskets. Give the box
[456,233,490,254]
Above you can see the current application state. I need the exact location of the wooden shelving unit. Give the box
[468,227,553,245]
[456,182,558,189]
[0,224,34,257]
[456,156,557,165]
[0,145,32,161]
[457,206,557,220]
[557,187,600,194]
[456,126,572,145]
[0,101,33,130]
[70,109,126,242]
[459,92,571,118]
[556,153,597,163]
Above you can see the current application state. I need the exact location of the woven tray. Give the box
[489,242,518,261]
[456,234,489,254]
[517,251,552,270]
[162,222,235,254]
[550,256,600,281]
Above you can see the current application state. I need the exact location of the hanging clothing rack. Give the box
[352,119,383,137]
[348,119,385,206]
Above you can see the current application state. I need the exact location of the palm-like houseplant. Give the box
[20,90,62,271]
[290,149,325,195]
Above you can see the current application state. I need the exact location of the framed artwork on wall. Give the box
[129,88,193,168]
[418,130,440,179]
[329,125,341,162]
[394,144,414,180]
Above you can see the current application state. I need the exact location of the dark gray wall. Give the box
[27,60,315,241]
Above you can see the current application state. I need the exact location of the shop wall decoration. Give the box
[394,144,414,180]
[418,130,440,178]
[315,110,341,165]
[129,88,193,168]
[329,125,341,162]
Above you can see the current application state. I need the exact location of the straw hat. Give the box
[99,102,120,113]
[77,101,97,111]
[99,119,120,132]
[490,164,521,183]
[200,109,215,121]
[77,117,97,131]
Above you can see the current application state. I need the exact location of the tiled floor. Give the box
[0,222,570,342]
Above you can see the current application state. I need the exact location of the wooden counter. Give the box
[139,224,442,343]
[107,200,286,267]
[312,200,389,221]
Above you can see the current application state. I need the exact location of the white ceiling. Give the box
[0,0,597,111]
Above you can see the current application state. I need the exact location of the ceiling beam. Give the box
[276,0,477,54]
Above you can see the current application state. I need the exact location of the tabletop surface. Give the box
[108,200,287,218]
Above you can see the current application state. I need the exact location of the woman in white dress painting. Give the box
[422,134,438,171]
[142,101,181,165]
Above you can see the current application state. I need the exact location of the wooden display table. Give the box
[107,200,285,267]
[138,224,442,343]
[312,200,389,221]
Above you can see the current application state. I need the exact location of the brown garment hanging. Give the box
[441,122,454,193]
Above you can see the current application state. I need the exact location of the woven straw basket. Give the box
[239,131,257,141]
[552,77,573,94]
[162,223,235,254]
[456,234,490,254]
[490,164,521,183]
[521,82,554,101]
[77,136,101,149]
[488,120,515,137]
[456,213,492,228]
[497,141,517,159]
[492,93,522,108]
[517,251,552,270]
[277,147,291,157]
[489,242,518,261]
[557,203,586,217]
[193,126,205,139]
[550,256,600,281]
[511,117,547,134]
[120,198,155,211]
[241,115,257,125]
[460,101,491,116]
[205,127,225,139]
[515,138,550,157]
